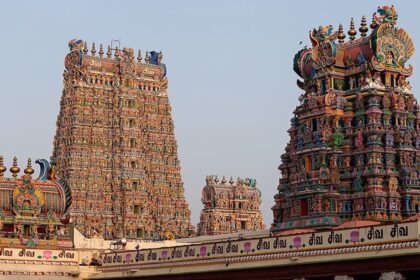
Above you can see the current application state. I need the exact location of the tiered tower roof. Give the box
[198,175,265,235]
[52,40,193,239]
[272,6,418,231]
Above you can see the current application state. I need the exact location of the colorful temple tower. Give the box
[52,41,193,239]
[198,176,265,235]
[272,6,417,231]
[0,156,73,248]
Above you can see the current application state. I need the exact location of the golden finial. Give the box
[83,41,88,54]
[229,176,234,185]
[0,156,6,177]
[10,157,20,178]
[348,18,357,40]
[114,46,119,58]
[106,45,112,58]
[221,176,226,185]
[359,16,368,37]
[337,23,346,44]
[370,13,378,29]
[91,42,96,56]
[137,50,142,62]
[99,44,104,57]
[145,51,150,63]
[24,158,34,176]
[214,176,219,184]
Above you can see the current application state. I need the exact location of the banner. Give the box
[102,221,418,267]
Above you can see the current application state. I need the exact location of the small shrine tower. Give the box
[198,176,265,236]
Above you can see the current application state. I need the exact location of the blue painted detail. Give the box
[161,63,167,78]
[149,51,159,65]
[36,159,50,180]
[79,49,83,66]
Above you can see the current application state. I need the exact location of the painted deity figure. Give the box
[394,128,401,144]
[325,91,335,106]
[385,132,394,146]
[321,127,332,143]
[406,94,415,111]
[349,76,356,90]
[404,132,412,146]
[398,93,406,110]
[335,95,346,109]
[362,72,375,89]
[324,200,331,212]
[358,51,366,65]
[355,94,364,110]
[382,93,391,109]
[386,50,397,65]
[373,72,385,90]
[329,154,338,168]
[355,130,364,148]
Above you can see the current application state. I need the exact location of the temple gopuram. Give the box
[272,5,418,231]
[197,176,265,235]
[0,156,72,248]
[2,5,420,280]
[52,40,193,239]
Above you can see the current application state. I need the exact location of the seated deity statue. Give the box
[373,73,385,90]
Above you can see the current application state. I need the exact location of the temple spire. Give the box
[0,156,6,177]
[106,45,112,58]
[114,46,119,58]
[370,13,378,29]
[83,41,88,54]
[348,18,357,40]
[91,42,96,56]
[359,16,368,37]
[145,51,150,63]
[99,44,104,58]
[137,50,142,62]
[338,23,346,44]
[9,157,20,178]
[24,158,34,176]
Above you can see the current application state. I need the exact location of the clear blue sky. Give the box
[0,0,419,225]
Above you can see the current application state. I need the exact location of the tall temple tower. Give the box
[272,6,418,231]
[52,40,193,239]
[197,176,265,236]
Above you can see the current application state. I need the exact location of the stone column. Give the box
[379,272,405,280]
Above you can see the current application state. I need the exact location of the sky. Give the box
[0,0,419,225]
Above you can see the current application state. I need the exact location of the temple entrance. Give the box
[300,199,309,216]
[23,225,30,236]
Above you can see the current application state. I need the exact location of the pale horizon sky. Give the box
[1,0,419,226]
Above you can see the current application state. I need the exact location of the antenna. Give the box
[111,39,121,51]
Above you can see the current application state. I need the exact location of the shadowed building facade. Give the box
[52,41,193,239]
[272,6,418,231]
